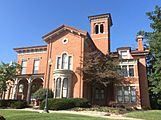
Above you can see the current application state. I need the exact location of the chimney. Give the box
[136,35,144,51]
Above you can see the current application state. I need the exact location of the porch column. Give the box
[12,78,18,99]
[26,77,32,104]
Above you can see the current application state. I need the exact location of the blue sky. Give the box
[0,0,160,62]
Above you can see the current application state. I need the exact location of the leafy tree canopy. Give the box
[138,5,161,108]
[78,51,122,86]
[0,61,21,97]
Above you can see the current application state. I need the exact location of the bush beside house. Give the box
[40,98,91,110]
[0,100,27,109]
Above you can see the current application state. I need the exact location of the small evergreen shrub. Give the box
[40,98,91,110]
[10,101,27,109]
[40,98,75,110]
[71,98,91,108]
[0,100,27,109]
[33,88,54,101]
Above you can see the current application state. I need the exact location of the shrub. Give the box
[33,88,54,101]
[0,100,27,109]
[40,98,75,110]
[10,101,27,109]
[40,98,91,110]
[71,98,91,108]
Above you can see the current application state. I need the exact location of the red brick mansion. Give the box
[4,13,150,108]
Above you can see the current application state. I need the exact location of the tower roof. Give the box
[88,13,113,26]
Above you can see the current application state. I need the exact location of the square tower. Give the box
[88,13,112,54]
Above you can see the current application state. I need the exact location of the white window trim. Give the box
[119,65,135,77]
[62,38,68,44]
[33,59,40,74]
[118,50,130,59]
[116,86,137,103]
[119,60,137,78]
[94,23,105,34]
[21,59,27,74]
[55,52,73,70]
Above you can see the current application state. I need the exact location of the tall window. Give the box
[68,56,72,70]
[56,78,61,98]
[117,86,123,102]
[55,78,69,98]
[95,88,104,100]
[57,57,61,69]
[62,53,68,69]
[100,24,104,33]
[116,86,136,103]
[129,65,134,76]
[131,87,136,102]
[95,25,99,34]
[62,78,68,98]
[21,60,27,74]
[122,65,128,77]
[95,24,104,34]
[120,51,128,59]
[19,84,24,93]
[33,59,40,74]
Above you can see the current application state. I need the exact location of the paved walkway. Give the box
[17,108,143,120]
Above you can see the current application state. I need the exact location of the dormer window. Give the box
[95,23,104,34]
[120,50,128,59]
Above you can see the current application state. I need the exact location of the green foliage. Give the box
[139,5,161,109]
[0,100,27,109]
[40,98,91,110]
[0,61,21,97]
[33,88,54,101]
[71,98,91,108]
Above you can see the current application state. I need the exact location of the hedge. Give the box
[40,98,91,110]
[0,100,27,109]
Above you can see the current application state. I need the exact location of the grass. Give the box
[0,109,109,120]
[125,110,161,120]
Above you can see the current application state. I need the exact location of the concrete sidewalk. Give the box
[15,108,143,120]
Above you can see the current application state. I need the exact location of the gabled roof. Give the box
[42,24,87,42]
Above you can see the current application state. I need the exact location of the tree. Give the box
[139,5,161,109]
[33,88,54,101]
[77,51,122,86]
[0,61,21,99]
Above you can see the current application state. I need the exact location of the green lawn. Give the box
[0,109,109,120]
[125,110,161,120]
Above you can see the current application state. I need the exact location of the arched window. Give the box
[19,84,24,93]
[62,53,68,69]
[95,25,99,34]
[56,78,61,97]
[100,24,104,33]
[62,78,68,98]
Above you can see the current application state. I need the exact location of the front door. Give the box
[93,87,107,105]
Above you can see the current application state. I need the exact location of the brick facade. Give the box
[4,13,150,108]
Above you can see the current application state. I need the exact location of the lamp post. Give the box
[44,58,52,113]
